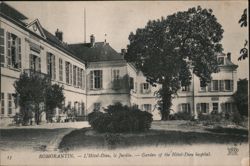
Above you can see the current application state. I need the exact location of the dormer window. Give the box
[218,57,224,65]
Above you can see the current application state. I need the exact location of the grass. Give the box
[58,127,248,151]
[0,128,70,151]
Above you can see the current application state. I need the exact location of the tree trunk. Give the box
[161,82,172,121]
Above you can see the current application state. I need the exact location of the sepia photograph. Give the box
[0,1,249,165]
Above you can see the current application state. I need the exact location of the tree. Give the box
[45,84,65,122]
[14,73,50,125]
[233,79,248,116]
[14,72,65,124]
[238,8,248,61]
[125,6,224,120]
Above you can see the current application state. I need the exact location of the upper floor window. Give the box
[30,54,41,72]
[59,58,63,82]
[141,83,151,94]
[80,69,85,89]
[218,57,224,65]
[129,77,134,89]
[47,52,56,80]
[65,61,72,85]
[0,28,4,67]
[211,80,219,91]
[7,32,21,69]
[224,80,233,91]
[112,69,120,80]
[199,80,206,92]
[73,65,77,87]
[181,85,190,92]
[90,70,103,89]
[1,93,4,115]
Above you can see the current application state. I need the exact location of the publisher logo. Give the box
[227,146,239,156]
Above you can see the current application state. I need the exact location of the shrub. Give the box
[88,103,153,133]
[231,110,242,125]
[172,111,193,120]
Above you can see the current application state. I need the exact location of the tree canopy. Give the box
[125,6,224,120]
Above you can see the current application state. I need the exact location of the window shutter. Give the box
[140,83,144,94]
[69,63,72,85]
[0,28,5,66]
[53,55,56,80]
[18,37,21,68]
[90,71,93,89]
[7,32,11,66]
[208,83,211,92]
[196,103,201,113]
[135,82,137,92]
[30,54,34,70]
[100,70,103,88]
[82,70,85,89]
[46,52,50,75]
[230,80,233,91]
[37,57,41,72]
[178,104,182,112]
[206,103,209,113]
[219,80,224,91]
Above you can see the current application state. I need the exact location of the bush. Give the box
[171,111,193,120]
[88,103,153,133]
[231,110,242,125]
[198,111,223,125]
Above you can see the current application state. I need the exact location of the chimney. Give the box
[90,34,95,47]
[55,29,63,41]
[227,52,231,61]
[121,49,127,57]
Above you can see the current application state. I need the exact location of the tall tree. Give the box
[14,73,50,124]
[45,84,65,122]
[125,6,224,120]
[233,79,248,116]
[238,8,248,61]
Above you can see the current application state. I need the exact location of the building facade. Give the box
[0,3,238,124]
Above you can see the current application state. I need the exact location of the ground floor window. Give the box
[225,102,233,112]
[1,93,4,115]
[94,103,101,112]
[8,93,14,115]
[143,104,152,112]
[197,103,209,114]
[180,103,191,113]
[212,103,219,113]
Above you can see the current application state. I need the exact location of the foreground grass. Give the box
[0,128,70,151]
[59,127,248,151]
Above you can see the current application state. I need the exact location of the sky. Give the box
[7,1,249,80]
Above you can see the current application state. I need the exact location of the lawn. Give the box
[59,121,248,151]
[0,128,72,151]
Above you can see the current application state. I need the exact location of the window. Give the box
[7,32,21,69]
[94,103,101,112]
[77,67,80,87]
[132,104,139,109]
[112,69,120,80]
[8,93,13,115]
[143,104,152,112]
[141,83,150,94]
[59,58,63,82]
[180,103,191,113]
[197,103,209,114]
[225,103,233,112]
[47,52,56,80]
[73,65,77,86]
[129,77,134,89]
[80,69,85,89]
[218,57,224,65]
[224,80,233,91]
[200,80,206,92]
[211,80,219,91]
[81,102,85,116]
[212,103,218,113]
[90,70,103,89]
[1,93,4,115]
[181,85,190,92]
[0,28,4,67]
[65,62,72,85]
[30,54,41,72]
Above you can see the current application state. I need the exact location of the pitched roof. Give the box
[0,2,27,22]
[0,2,84,63]
[69,42,124,62]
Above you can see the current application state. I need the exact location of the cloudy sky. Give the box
[7,1,249,79]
